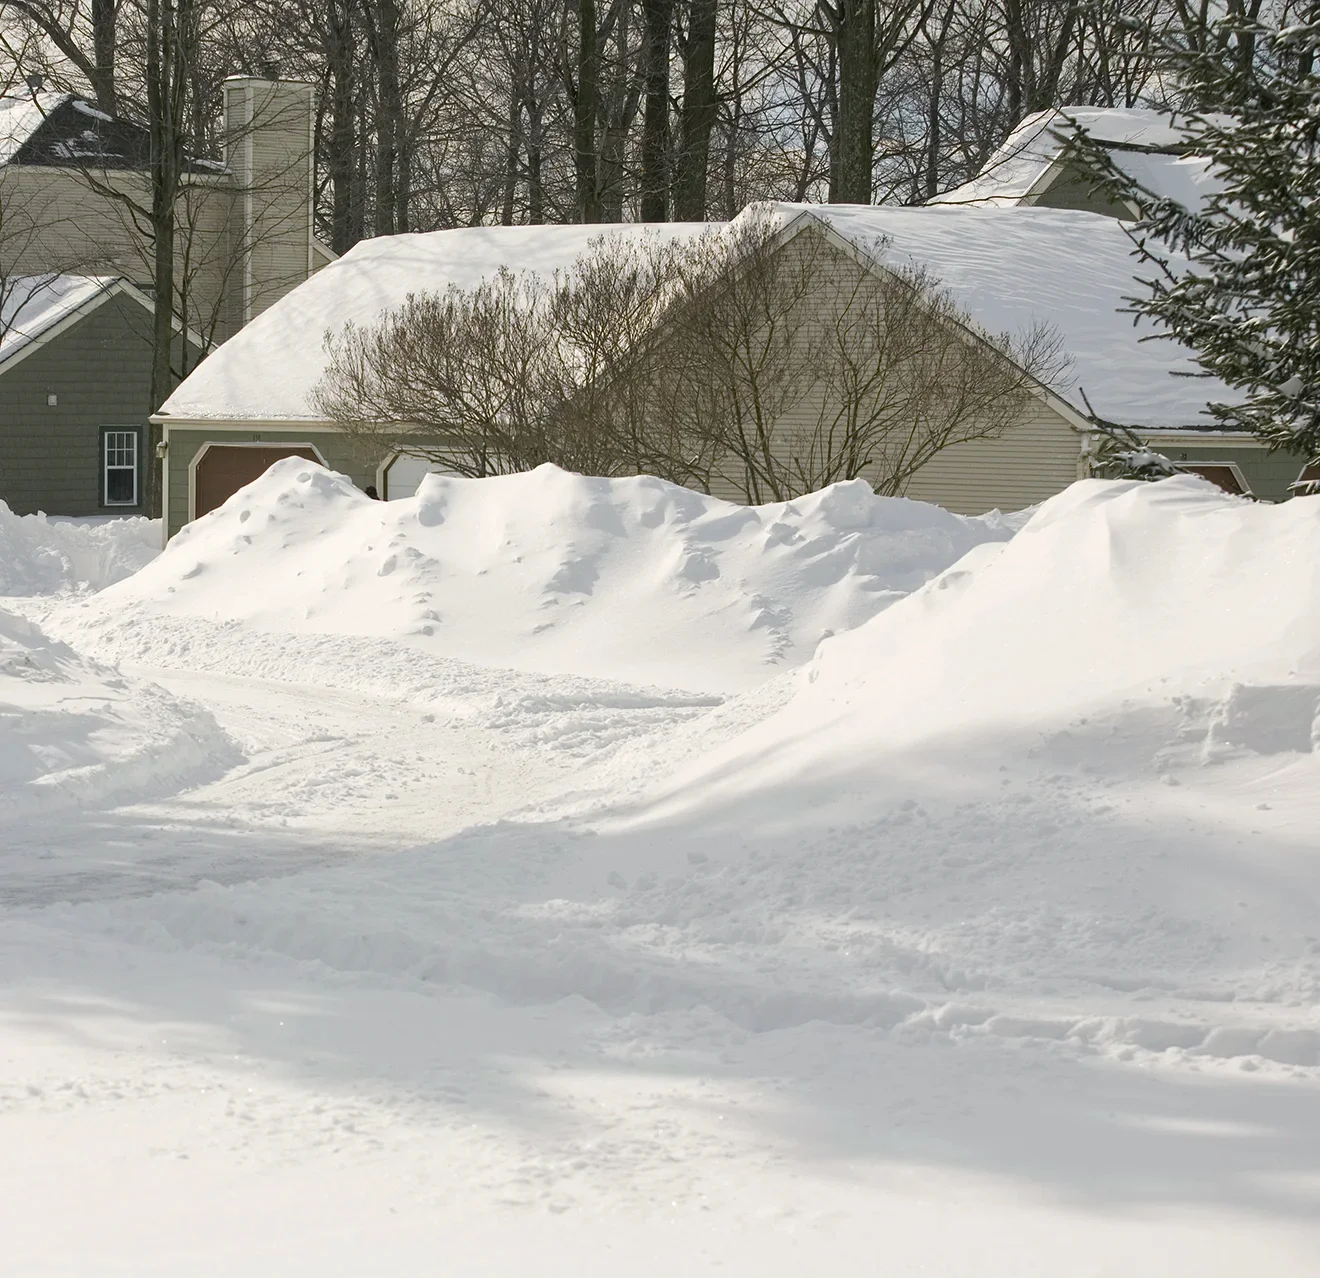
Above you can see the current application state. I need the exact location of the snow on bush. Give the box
[0,501,160,596]
[78,459,1025,692]
[0,607,239,815]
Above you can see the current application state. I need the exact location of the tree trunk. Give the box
[672,0,716,220]
[501,86,520,225]
[326,0,359,254]
[640,0,672,221]
[832,0,877,203]
[575,0,600,222]
[366,0,403,236]
[91,0,118,113]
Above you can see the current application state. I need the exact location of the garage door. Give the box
[194,445,323,518]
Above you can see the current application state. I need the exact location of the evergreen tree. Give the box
[1074,9,1320,474]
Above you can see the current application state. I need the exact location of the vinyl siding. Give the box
[225,80,316,324]
[901,397,1082,513]
[0,167,238,344]
[701,230,1084,514]
[1031,157,1133,220]
[1154,437,1309,503]
[0,291,156,515]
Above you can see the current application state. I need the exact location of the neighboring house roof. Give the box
[158,203,1232,432]
[0,91,221,173]
[930,107,1224,214]
[0,273,199,374]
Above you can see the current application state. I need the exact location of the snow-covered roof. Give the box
[160,222,713,423]
[0,92,68,164]
[798,203,1230,428]
[161,205,1230,432]
[930,107,1222,212]
[0,274,124,367]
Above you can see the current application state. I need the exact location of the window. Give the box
[103,429,140,506]
[1175,462,1251,496]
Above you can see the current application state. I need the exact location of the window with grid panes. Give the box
[103,429,139,505]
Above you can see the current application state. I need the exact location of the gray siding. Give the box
[0,292,157,516]
[1031,157,1134,220]
[1159,439,1308,503]
[164,426,382,538]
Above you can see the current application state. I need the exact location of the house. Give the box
[154,199,1309,539]
[929,106,1224,219]
[0,78,329,519]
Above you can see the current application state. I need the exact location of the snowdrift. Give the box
[0,608,238,816]
[77,460,1023,692]
[643,475,1320,806]
[0,501,159,595]
[501,476,1320,1067]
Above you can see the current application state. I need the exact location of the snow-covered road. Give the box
[4,649,1319,1274]
[3,472,1320,1274]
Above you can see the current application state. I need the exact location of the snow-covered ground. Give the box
[2,468,1318,1275]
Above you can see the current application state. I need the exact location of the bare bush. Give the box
[315,214,1067,502]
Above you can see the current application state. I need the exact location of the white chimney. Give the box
[223,77,315,326]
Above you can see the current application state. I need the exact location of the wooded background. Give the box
[0,0,1270,250]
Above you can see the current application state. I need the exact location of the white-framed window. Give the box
[103,428,140,506]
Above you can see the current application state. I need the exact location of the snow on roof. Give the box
[0,274,120,366]
[160,221,712,423]
[930,107,1221,211]
[797,203,1230,428]
[0,92,68,164]
[163,204,1228,432]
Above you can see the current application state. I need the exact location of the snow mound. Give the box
[0,500,160,595]
[0,608,239,816]
[515,476,1319,1064]
[651,476,1320,801]
[81,460,1023,693]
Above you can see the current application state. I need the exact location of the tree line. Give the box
[0,0,1271,252]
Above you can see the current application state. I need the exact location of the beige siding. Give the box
[900,396,1081,513]
[0,166,240,348]
[697,231,1082,514]
[224,79,315,324]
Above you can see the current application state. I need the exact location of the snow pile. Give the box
[535,476,1319,1065]
[635,474,1320,820]
[0,500,159,595]
[0,608,237,816]
[71,460,1022,692]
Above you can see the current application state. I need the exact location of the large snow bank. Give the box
[648,476,1320,804]
[71,461,1022,693]
[0,608,237,816]
[0,500,159,595]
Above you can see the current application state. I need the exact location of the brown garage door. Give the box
[194,445,323,518]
